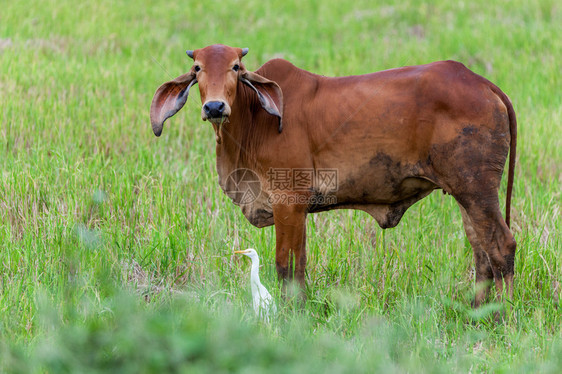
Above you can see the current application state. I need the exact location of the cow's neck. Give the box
[212,84,276,228]
[214,84,260,193]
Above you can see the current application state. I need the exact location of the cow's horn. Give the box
[186,50,194,59]
[241,48,249,57]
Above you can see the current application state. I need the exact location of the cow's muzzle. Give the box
[202,100,230,123]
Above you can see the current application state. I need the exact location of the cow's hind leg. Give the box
[457,203,494,307]
[456,197,516,304]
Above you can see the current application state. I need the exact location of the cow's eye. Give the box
[194,65,201,72]
[232,64,240,72]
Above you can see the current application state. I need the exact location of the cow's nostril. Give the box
[204,101,226,119]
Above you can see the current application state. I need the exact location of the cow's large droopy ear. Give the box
[150,73,197,137]
[240,71,284,133]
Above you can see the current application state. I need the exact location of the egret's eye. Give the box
[194,65,201,72]
[232,64,240,72]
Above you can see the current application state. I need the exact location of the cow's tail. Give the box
[491,84,517,229]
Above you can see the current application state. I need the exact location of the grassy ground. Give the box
[1,0,561,372]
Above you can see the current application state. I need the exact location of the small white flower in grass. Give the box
[234,248,277,322]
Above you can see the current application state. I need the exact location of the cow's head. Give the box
[150,44,283,137]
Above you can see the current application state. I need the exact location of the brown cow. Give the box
[150,44,517,307]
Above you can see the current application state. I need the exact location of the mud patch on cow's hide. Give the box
[462,125,478,136]
[336,151,428,204]
[426,119,510,208]
[369,152,423,198]
[326,149,437,228]
[369,152,403,171]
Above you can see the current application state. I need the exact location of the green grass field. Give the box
[1,0,561,372]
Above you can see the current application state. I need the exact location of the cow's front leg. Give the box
[273,202,308,291]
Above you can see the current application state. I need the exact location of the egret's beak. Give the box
[234,250,248,254]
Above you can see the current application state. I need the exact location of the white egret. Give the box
[234,248,277,321]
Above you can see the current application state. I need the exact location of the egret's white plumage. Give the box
[235,248,276,321]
